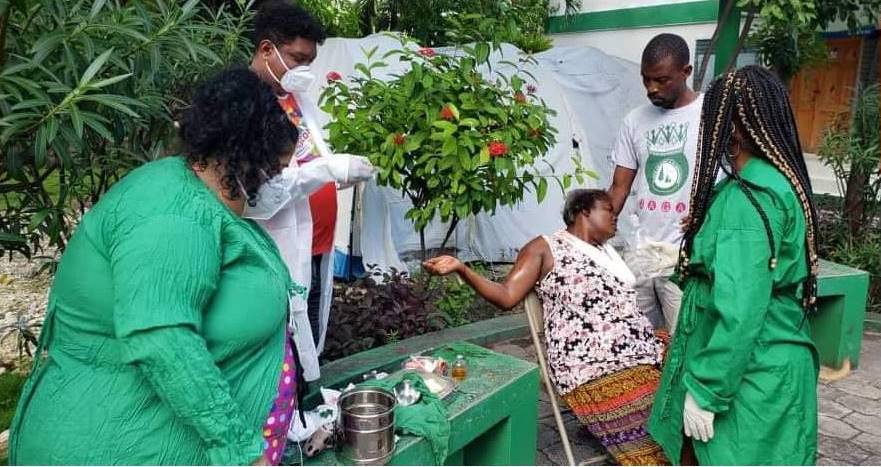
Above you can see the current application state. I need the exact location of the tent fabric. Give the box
[299,35,648,275]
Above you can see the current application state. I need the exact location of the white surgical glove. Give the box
[345,155,376,184]
[325,154,376,188]
[683,391,715,443]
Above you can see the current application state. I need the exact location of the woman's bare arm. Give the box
[422,237,552,310]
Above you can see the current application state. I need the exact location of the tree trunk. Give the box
[843,167,869,238]
[419,227,426,262]
[438,217,459,253]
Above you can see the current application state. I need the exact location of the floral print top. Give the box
[536,230,664,395]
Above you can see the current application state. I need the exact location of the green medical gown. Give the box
[648,157,819,465]
[9,157,293,465]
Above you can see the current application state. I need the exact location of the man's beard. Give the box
[650,96,677,109]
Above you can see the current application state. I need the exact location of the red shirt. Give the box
[278,94,337,255]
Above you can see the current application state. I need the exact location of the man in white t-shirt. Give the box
[608,33,703,334]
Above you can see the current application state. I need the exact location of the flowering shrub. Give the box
[321,35,580,253]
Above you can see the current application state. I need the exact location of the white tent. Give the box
[298,34,648,276]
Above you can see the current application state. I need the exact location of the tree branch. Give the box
[695,0,737,87]
[724,7,755,74]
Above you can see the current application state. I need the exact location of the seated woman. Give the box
[423,189,668,465]
[10,68,301,465]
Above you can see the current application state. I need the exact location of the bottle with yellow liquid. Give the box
[451,355,468,382]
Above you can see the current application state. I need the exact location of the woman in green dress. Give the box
[648,65,821,465]
[10,68,301,465]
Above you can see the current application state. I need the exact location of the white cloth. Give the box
[610,94,704,246]
[558,231,636,287]
[257,91,348,381]
[634,275,683,333]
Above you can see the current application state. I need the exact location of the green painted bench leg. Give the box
[462,370,540,465]
[840,273,869,369]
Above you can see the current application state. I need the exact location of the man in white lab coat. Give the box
[247,0,375,383]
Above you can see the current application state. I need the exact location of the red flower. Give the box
[527,84,537,94]
[514,91,526,103]
[488,140,508,157]
[326,71,342,82]
[418,48,436,58]
[393,133,406,146]
[440,105,455,120]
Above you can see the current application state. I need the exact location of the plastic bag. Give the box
[620,214,680,283]
[287,387,341,443]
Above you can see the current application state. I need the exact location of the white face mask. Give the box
[269,45,315,93]
[242,168,294,220]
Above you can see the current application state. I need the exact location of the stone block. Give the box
[818,414,860,440]
[844,412,881,437]
[817,435,871,464]
[851,432,881,454]
[831,378,881,400]
[819,398,853,419]
[837,393,881,417]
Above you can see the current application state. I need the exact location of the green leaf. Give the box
[10,99,48,111]
[442,137,458,156]
[432,120,456,132]
[69,105,84,138]
[83,117,114,141]
[536,177,548,203]
[88,73,133,89]
[30,32,66,64]
[45,118,59,144]
[90,0,108,18]
[80,94,142,118]
[79,49,115,88]
[479,147,490,165]
[0,232,27,244]
[34,126,47,168]
[355,63,371,78]
[28,209,50,232]
[447,103,460,120]
[474,42,490,64]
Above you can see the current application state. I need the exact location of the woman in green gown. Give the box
[10,68,300,465]
[648,66,821,465]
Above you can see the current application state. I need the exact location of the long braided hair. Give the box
[678,65,820,313]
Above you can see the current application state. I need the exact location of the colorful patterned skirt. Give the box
[561,365,669,466]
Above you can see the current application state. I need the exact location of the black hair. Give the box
[678,65,820,313]
[179,66,298,204]
[252,0,327,48]
[563,189,611,227]
[642,33,690,68]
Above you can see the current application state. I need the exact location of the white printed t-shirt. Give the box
[611,94,704,246]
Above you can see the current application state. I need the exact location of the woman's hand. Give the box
[252,455,271,466]
[422,256,463,276]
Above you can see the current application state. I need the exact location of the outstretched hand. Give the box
[422,255,463,276]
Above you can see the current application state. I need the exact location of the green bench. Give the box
[296,340,540,466]
[812,259,871,372]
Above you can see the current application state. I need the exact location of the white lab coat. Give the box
[258,92,340,382]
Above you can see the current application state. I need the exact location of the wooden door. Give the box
[789,37,862,152]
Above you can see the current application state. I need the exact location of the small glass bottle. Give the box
[451,355,468,382]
